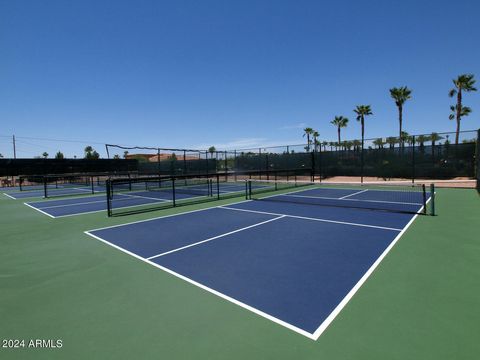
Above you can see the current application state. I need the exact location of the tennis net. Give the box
[246,180,435,215]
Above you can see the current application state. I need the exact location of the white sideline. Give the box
[282,193,423,206]
[23,202,56,218]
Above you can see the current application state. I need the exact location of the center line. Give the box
[339,189,369,199]
[147,215,286,260]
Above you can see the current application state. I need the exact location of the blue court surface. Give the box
[85,186,426,339]
[5,185,104,199]
[23,183,247,218]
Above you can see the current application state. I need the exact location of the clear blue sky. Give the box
[1,0,479,158]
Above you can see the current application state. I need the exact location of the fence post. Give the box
[412,135,416,184]
[157,148,161,177]
[234,150,237,182]
[361,138,364,184]
[43,176,48,198]
[258,148,262,177]
[310,151,315,181]
[172,177,176,207]
[205,151,209,175]
[476,129,480,191]
[183,150,187,175]
[106,179,112,217]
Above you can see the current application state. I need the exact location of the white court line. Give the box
[3,193,16,200]
[219,206,402,231]
[34,194,171,210]
[84,230,316,340]
[46,186,93,195]
[32,198,111,209]
[52,195,209,218]
[147,216,285,260]
[339,189,369,199]
[311,197,431,339]
[26,191,212,218]
[86,200,252,232]
[28,197,172,218]
[23,202,56,218]
[281,194,423,206]
[84,197,429,340]
[119,192,176,202]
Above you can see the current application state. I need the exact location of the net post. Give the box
[216,175,220,199]
[422,183,427,215]
[430,183,435,216]
[172,177,176,207]
[106,179,112,217]
[91,176,94,194]
[245,180,248,200]
[248,180,252,199]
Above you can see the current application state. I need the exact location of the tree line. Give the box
[303,73,477,151]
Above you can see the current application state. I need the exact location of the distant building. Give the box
[125,153,200,162]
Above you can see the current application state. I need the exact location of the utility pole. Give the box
[13,135,16,159]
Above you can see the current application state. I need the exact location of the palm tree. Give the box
[430,132,443,146]
[42,152,48,159]
[312,131,320,151]
[390,86,412,142]
[416,134,430,153]
[303,127,314,151]
[386,136,397,149]
[448,74,477,144]
[373,138,384,149]
[400,131,412,147]
[208,146,216,159]
[449,104,472,140]
[321,141,328,152]
[429,132,443,157]
[330,116,349,144]
[354,105,373,147]
[352,139,362,152]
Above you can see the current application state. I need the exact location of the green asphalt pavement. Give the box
[0,188,479,359]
